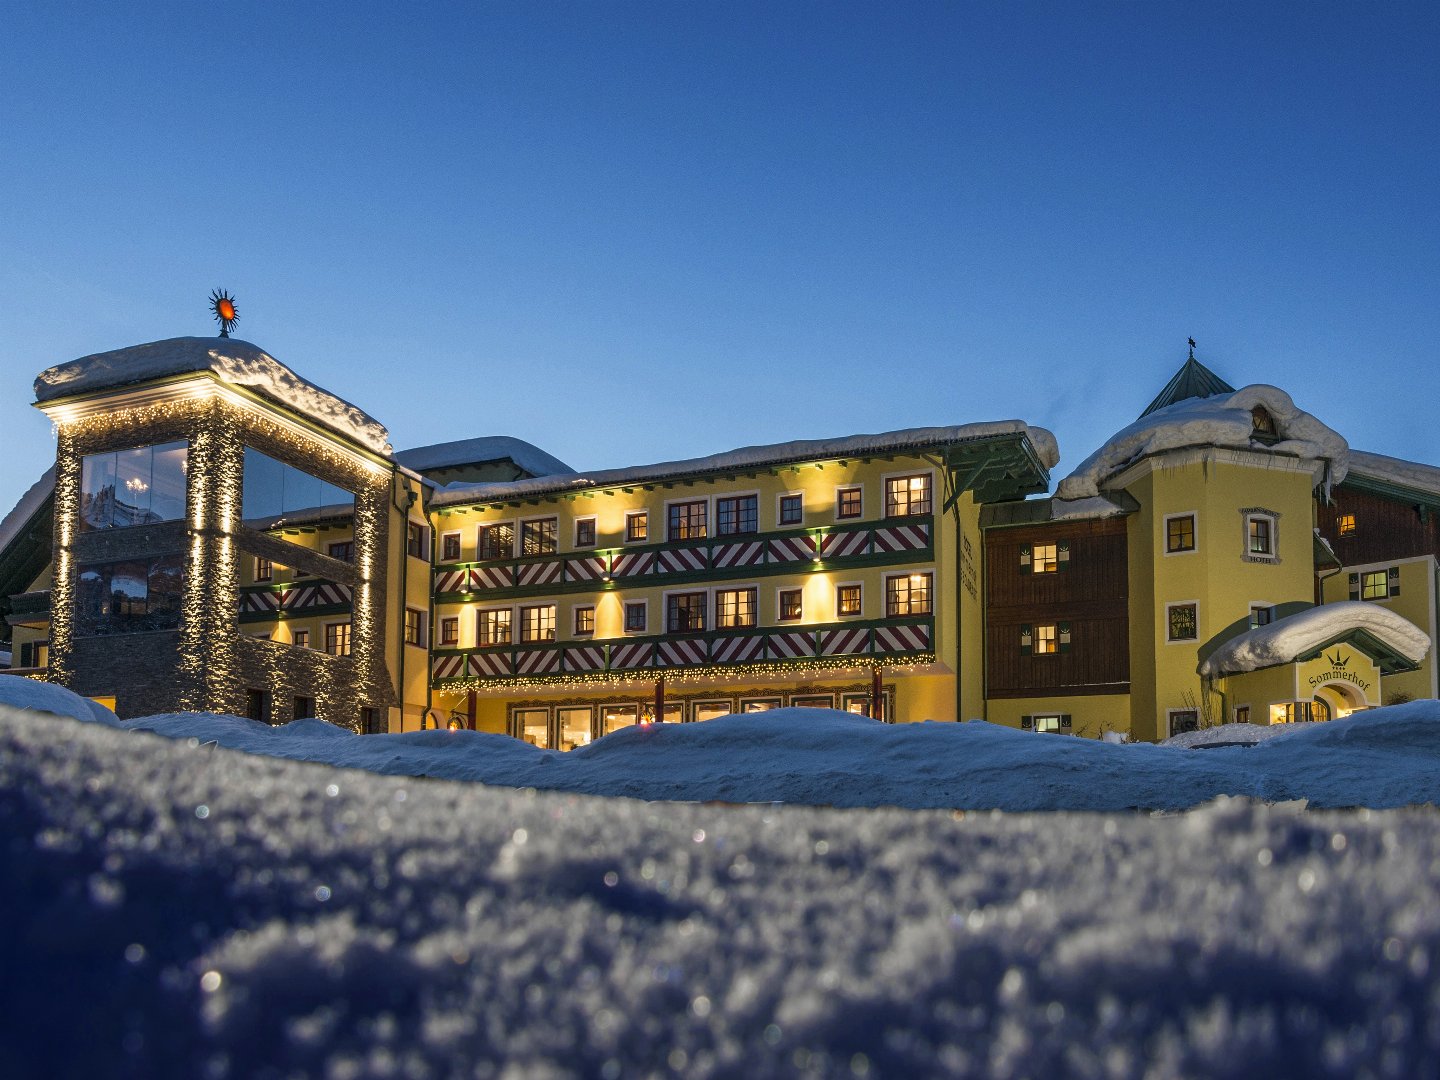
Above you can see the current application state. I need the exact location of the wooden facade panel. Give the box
[985,517,1130,611]
[986,616,1131,698]
[1318,486,1440,566]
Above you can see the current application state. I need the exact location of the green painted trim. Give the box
[238,603,352,625]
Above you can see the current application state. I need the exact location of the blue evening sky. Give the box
[2,3,1437,516]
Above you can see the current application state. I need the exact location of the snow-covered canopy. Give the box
[1056,385,1348,500]
[35,338,392,455]
[432,422,1060,508]
[0,466,54,559]
[1198,600,1430,678]
[395,436,574,478]
[1348,450,1440,498]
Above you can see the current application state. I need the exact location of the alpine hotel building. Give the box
[3,335,1435,744]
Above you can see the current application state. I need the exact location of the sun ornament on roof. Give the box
[209,289,239,338]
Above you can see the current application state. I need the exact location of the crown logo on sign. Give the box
[1328,650,1349,668]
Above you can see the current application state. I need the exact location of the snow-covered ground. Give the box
[5,680,1440,1076]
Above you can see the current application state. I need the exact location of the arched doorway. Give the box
[1312,680,1367,722]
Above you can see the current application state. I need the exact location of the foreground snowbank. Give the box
[2,705,1439,1077]
[0,673,119,726]
[121,703,1440,811]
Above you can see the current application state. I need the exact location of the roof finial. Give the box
[1188,336,1197,361]
[210,289,239,338]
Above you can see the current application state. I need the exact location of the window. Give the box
[520,518,558,557]
[717,495,758,536]
[624,601,647,633]
[1356,568,1399,601]
[885,474,931,517]
[79,441,189,532]
[1169,710,1199,736]
[325,622,352,656]
[1247,515,1274,557]
[1235,705,1251,725]
[1250,406,1276,439]
[1167,603,1198,642]
[1337,513,1356,537]
[1022,714,1072,734]
[478,522,514,560]
[1165,514,1196,553]
[716,587,757,628]
[294,696,315,722]
[886,572,933,616]
[253,556,273,582]
[574,518,597,548]
[76,556,183,635]
[1033,624,1058,655]
[440,617,459,646]
[836,487,863,520]
[1032,544,1058,573]
[836,584,862,617]
[292,629,310,649]
[441,532,462,561]
[667,592,707,633]
[514,708,550,748]
[779,493,803,527]
[478,608,512,645]
[625,511,648,544]
[520,605,556,642]
[778,588,803,622]
[328,540,355,563]
[245,689,271,725]
[1250,604,1275,628]
[668,500,707,541]
[557,707,593,751]
[240,447,354,529]
[404,608,426,647]
[17,641,50,669]
[406,522,430,560]
[574,605,596,635]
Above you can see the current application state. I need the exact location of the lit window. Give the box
[519,605,556,642]
[885,475,931,517]
[79,441,189,532]
[716,587,757,628]
[1033,624,1058,655]
[667,592,707,633]
[1032,544,1058,573]
[328,540,355,563]
[886,572,933,616]
[478,523,514,560]
[624,601,647,632]
[557,707,592,751]
[778,588,802,622]
[254,557,273,582]
[292,629,309,649]
[1362,570,1389,600]
[477,609,512,645]
[574,606,595,635]
[1025,714,1070,734]
[515,708,549,748]
[836,584,862,617]
[625,511,648,544]
[575,518,597,548]
[1337,514,1357,537]
[668,501,707,541]
[441,533,462,561]
[1166,515,1195,553]
[440,617,459,646]
[324,622,352,656]
[1167,603,1198,641]
[837,487,863,520]
[404,608,426,647]
[1247,515,1275,557]
[520,518,558,557]
[779,494,803,526]
[717,495,758,536]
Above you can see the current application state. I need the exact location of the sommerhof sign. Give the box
[1297,643,1380,706]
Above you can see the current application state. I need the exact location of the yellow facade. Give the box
[1319,555,1438,704]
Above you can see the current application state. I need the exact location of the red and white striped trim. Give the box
[565,556,607,583]
[286,581,350,610]
[515,648,562,675]
[766,631,816,659]
[871,522,930,553]
[658,639,707,667]
[819,627,871,656]
[711,634,765,665]
[768,535,817,563]
[515,561,563,587]
[471,565,513,591]
[611,552,654,579]
[873,623,931,653]
[434,568,468,594]
[657,548,707,574]
[820,530,870,559]
[468,651,513,678]
[564,645,606,672]
[712,541,766,569]
[609,642,655,669]
[431,654,466,680]
[241,591,280,614]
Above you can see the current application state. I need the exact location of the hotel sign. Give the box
[1296,643,1380,706]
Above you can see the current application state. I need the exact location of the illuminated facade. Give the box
[2,336,1437,740]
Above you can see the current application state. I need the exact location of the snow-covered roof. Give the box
[432,422,1059,508]
[34,338,392,455]
[0,467,56,560]
[1198,601,1430,678]
[1346,450,1440,499]
[1056,385,1348,501]
[394,437,574,478]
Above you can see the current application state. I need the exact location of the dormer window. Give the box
[1251,405,1277,443]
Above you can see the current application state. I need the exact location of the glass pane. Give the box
[557,707,592,750]
[148,442,188,523]
[693,702,732,722]
[148,554,184,617]
[79,452,118,531]
[516,709,549,748]
[601,704,638,734]
[242,447,354,528]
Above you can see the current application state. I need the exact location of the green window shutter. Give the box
[1348,573,1359,600]
[1019,544,1032,573]
[1020,625,1032,655]
[1021,715,1034,730]
[1058,541,1071,571]
[1059,623,1072,653]
[1389,566,1401,597]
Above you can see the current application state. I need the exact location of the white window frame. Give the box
[834,484,864,522]
[624,509,650,545]
[439,530,463,563]
[1241,508,1280,563]
[776,490,805,529]
[572,603,596,637]
[883,569,934,617]
[476,520,515,561]
[880,467,936,519]
[1163,511,1198,556]
[1165,600,1200,643]
[775,584,804,623]
[623,599,649,634]
[835,580,864,619]
[573,516,598,550]
[664,495,711,542]
[1249,601,1276,629]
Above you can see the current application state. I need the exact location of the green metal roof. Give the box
[1140,356,1236,417]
